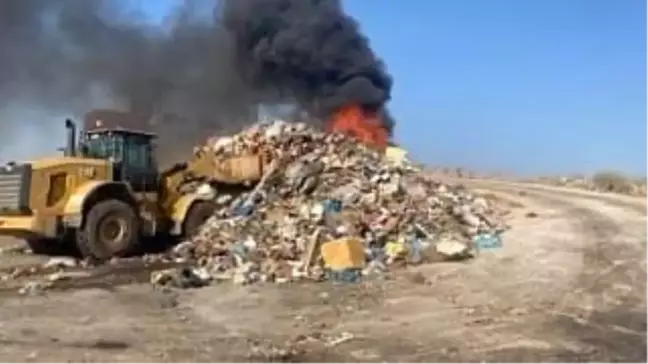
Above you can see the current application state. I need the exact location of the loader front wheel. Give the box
[183,201,217,239]
[77,200,140,263]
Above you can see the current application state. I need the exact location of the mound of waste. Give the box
[151,120,508,288]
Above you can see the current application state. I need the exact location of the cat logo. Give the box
[81,167,96,178]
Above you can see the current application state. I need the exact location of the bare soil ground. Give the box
[0,181,645,362]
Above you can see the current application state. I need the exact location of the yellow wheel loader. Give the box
[0,110,266,262]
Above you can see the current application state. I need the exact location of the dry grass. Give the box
[524,171,646,197]
[592,171,645,195]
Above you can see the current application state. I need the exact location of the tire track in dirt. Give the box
[479,185,645,298]
[479,185,643,270]
[472,185,646,362]
[458,178,646,214]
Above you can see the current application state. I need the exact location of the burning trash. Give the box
[152,119,508,288]
[327,105,389,150]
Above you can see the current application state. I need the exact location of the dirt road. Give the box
[0,182,645,362]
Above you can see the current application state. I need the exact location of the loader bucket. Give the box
[210,154,264,184]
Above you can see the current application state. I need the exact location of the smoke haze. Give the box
[0,0,393,161]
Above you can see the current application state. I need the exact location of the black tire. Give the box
[76,199,140,262]
[183,201,217,239]
[25,238,64,255]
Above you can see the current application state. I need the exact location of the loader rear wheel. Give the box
[183,201,217,239]
[76,199,140,263]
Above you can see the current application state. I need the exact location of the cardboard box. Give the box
[320,237,366,270]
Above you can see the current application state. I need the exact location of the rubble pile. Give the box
[153,120,507,288]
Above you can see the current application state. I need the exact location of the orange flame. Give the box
[327,105,389,149]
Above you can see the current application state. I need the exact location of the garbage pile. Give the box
[152,120,507,288]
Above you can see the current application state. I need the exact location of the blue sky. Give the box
[140,0,646,176]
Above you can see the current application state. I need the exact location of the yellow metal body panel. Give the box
[0,157,113,238]
[29,157,109,170]
[62,180,113,215]
[188,152,264,185]
[30,158,112,215]
[167,193,208,235]
[0,215,56,239]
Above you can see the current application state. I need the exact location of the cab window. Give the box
[84,133,124,162]
[124,135,154,172]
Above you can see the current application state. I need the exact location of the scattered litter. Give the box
[46,271,90,282]
[325,332,356,347]
[18,281,51,295]
[473,233,503,250]
[43,257,78,269]
[150,267,212,289]
[435,239,472,260]
[0,245,28,255]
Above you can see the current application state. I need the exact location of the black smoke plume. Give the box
[0,0,394,160]
[220,0,394,133]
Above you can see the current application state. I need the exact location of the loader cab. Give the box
[82,128,159,192]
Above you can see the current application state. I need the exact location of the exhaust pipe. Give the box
[64,119,77,157]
